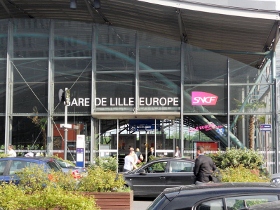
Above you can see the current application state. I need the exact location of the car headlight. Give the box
[271,178,280,184]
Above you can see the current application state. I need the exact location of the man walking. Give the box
[193,146,216,183]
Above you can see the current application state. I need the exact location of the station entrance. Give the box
[95,118,220,171]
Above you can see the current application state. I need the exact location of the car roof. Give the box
[162,182,280,200]
[0,157,57,162]
[148,157,195,163]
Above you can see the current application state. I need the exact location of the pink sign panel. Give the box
[191,91,218,106]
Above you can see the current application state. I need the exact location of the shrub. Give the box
[218,165,269,182]
[77,166,128,192]
[209,148,264,170]
[91,156,118,172]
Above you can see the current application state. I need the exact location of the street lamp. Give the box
[59,88,71,160]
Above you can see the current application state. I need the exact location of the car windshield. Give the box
[47,161,62,171]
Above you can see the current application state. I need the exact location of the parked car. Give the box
[270,172,280,184]
[123,157,195,197]
[147,182,280,210]
[0,157,62,184]
[54,159,87,178]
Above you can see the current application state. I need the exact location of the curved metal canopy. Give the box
[0,0,279,67]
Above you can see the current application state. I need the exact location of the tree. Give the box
[28,106,47,149]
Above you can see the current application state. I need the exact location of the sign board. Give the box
[193,141,219,159]
[260,124,271,131]
[76,135,85,167]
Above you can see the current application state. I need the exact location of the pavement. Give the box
[133,200,153,209]
[133,196,154,210]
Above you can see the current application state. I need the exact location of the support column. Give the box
[5,20,14,153]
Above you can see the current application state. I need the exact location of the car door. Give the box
[165,160,195,188]
[127,160,168,197]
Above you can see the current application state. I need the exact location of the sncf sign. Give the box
[192,91,218,106]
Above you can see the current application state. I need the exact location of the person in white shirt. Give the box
[7,145,17,157]
[123,148,138,172]
[174,146,181,157]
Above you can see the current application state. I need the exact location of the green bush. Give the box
[0,166,99,210]
[209,148,264,170]
[77,166,128,192]
[91,156,118,172]
[218,165,269,182]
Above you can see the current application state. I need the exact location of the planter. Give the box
[81,191,133,210]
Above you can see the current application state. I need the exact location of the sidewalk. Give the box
[133,200,152,209]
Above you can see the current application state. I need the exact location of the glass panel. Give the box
[169,160,193,172]
[229,58,270,84]
[0,20,8,58]
[12,59,48,113]
[139,32,180,71]
[0,117,4,145]
[230,114,273,150]
[97,25,136,72]
[0,84,5,113]
[225,195,278,209]
[184,115,228,148]
[13,19,49,58]
[95,73,134,112]
[0,160,8,175]
[52,116,91,161]
[12,116,47,149]
[184,44,228,84]
[13,83,48,113]
[54,82,91,114]
[54,58,91,114]
[139,72,180,112]
[54,59,91,82]
[230,84,271,113]
[197,199,223,210]
[184,85,226,113]
[54,20,92,57]
[143,161,168,173]
[13,60,48,83]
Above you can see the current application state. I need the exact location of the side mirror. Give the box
[138,169,146,175]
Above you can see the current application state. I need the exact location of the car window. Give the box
[225,195,278,210]
[9,161,27,175]
[0,160,8,175]
[197,199,223,210]
[144,161,167,173]
[47,161,61,171]
[169,160,193,172]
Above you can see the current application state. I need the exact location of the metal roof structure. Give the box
[0,0,279,68]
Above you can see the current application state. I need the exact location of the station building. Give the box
[0,0,280,172]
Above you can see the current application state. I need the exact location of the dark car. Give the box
[0,157,62,183]
[123,157,195,197]
[147,182,280,210]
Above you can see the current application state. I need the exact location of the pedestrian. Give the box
[123,148,138,172]
[7,145,17,157]
[193,146,216,184]
[147,147,155,162]
[135,148,144,164]
[174,146,181,157]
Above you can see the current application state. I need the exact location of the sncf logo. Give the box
[192,91,218,106]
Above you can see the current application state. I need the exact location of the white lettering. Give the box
[139,97,145,106]
[84,98,90,106]
[129,97,134,106]
[159,97,166,106]
[71,98,78,106]
[78,98,84,106]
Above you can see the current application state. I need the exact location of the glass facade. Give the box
[0,19,277,172]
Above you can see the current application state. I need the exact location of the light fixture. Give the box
[70,0,77,9]
[93,0,101,9]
